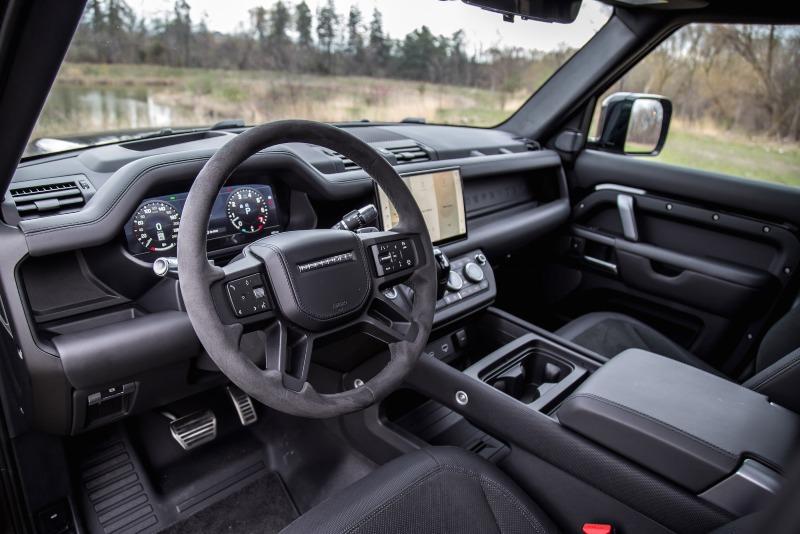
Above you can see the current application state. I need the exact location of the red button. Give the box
[582,524,612,534]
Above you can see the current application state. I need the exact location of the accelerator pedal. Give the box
[167,410,217,450]
[227,385,258,426]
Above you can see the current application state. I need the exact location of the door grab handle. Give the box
[617,194,639,241]
[584,255,618,275]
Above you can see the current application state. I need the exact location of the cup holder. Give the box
[467,334,588,412]
[486,349,571,403]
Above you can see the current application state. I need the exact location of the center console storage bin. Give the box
[557,349,800,495]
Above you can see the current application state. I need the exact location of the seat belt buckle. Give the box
[582,524,613,534]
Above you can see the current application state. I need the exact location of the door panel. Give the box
[551,150,800,373]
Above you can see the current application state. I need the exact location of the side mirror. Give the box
[595,93,672,156]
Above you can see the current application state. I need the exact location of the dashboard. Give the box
[4,122,570,436]
[123,184,281,259]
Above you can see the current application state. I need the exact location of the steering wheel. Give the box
[177,120,436,418]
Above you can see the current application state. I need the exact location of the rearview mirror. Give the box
[462,0,582,23]
[595,93,672,156]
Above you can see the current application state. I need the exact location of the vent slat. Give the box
[385,144,430,163]
[322,142,430,173]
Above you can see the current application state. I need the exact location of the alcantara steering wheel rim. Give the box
[177,120,437,418]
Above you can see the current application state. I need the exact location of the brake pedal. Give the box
[168,410,217,450]
[227,386,258,426]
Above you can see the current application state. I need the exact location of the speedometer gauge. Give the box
[226,187,268,234]
[133,201,180,251]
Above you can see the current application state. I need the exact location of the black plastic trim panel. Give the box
[574,150,800,229]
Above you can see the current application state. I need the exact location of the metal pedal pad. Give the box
[227,385,258,426]
[169,410,217,450]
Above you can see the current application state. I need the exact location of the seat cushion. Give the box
[743,347,800,414]
[279,447,558,534]
[556,312,724,377]
[754,304,800,372]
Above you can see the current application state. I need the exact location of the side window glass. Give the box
[589,24,799,187]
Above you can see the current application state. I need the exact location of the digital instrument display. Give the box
[377,168,467,245]
[124,184,280,257]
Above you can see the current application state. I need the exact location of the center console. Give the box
[557,349,800,515]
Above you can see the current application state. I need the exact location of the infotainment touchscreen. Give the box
[376,167,467,245]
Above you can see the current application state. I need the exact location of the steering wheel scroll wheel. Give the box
[178,120,437,418]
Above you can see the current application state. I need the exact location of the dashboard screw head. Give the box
[763,226,770,233]
[712,213,720,221]
[666,203,673,211]
[455,390,469,406]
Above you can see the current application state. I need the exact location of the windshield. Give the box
[25,0,611,157]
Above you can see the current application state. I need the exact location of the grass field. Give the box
[653,125,800,187]
[32,63,800,187]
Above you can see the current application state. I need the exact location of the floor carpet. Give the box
[160,473,298,534]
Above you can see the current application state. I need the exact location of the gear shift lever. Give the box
[433,248,450,299]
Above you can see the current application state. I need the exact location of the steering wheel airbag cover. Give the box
[249,229,371,331]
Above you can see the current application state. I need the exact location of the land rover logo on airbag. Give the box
[297,252,355,273]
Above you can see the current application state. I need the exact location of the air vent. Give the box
[321,141,431,173]
[8,176,92,218]
[324,149,360,171]
[384,143,431,164]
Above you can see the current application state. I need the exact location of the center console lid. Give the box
[557,349,800,496]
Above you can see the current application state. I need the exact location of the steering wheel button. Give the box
[227,274,269,317]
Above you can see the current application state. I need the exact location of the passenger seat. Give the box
[556,304,800,412]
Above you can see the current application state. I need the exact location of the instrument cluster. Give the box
[124,184,281,259]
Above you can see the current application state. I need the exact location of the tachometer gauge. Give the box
[132,201,180,252]
[227,187,268,234]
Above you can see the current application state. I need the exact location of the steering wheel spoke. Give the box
[262,319,315,392]
[361,288,418,343]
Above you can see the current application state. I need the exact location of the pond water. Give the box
[35,85,175,137]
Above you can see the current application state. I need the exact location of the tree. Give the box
[486,47,526,110]
[399,26,439,81]
[76,0,137,63]
[367,8,391,73]
[268,1,292,69]
[316,0,339,73]
[295,1,313,48]
[165,0,193,67]
[346,6,364,56]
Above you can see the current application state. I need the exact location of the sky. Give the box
[129,0,612,53]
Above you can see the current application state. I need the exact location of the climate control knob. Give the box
[446,271,464,292]
[463,262,485,283]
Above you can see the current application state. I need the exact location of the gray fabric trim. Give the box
[742,348,800,413]
[755,304,800,372]
[556,311,724,377]
[279,447,559,534]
